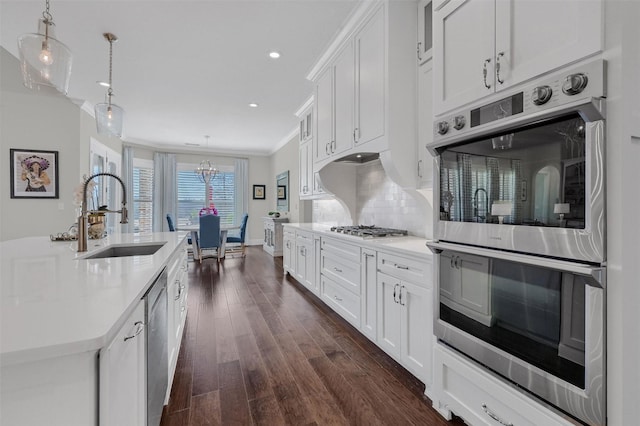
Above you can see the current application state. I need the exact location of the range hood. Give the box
[333,152,380,163]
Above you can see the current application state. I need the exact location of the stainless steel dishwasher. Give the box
[145,267,168,426]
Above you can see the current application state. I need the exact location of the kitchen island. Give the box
[0,232,189,425]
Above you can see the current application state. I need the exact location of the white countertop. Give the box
[283,223,433,259]
[0,232,188,366]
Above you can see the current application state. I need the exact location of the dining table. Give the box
[176,223,240,261]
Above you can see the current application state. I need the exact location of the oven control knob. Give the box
[532,85,553,105]
[562,73,589,95]
[437,121,450,135]
[453,115,466,130]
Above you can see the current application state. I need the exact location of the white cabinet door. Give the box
[417,0,433,65]
[377,271,402,359]
[417,59,434,187]
[355,5,385,146]
[361,249,377,341]
[494,0,602,92]
[400,282,431,382]
[433,0,494,115]
[282,230,295,274]
[434,0,603,115]
[299,140,311,197]
[333,41,355,157]
[295,242,306,285]
[315,66,333,162]
[99,300,146,426]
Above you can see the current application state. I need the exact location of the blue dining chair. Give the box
[167,213,192,245]
[198,214,221,263]
[166,213,176,231]
[226,213,248,257]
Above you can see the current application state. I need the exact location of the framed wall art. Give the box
[10,149,59,199]
[277,185,287,200]
[253,184,265,200]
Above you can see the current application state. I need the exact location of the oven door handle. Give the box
[426,241,606,288]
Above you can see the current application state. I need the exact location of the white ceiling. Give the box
[0,0,360,155]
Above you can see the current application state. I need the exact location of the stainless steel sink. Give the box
[82,242,166,259]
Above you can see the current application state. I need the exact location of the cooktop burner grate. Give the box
[329,225,409,237]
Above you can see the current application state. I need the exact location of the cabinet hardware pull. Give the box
[331,140,336,153]
[333,267,343,273]
[393,283,400,303]
[417,159,422,178]
[481,404,513,426]
[455,256,461,269]
[326,142,330,155]
[399,285,406,306]
[181,306,186,313]
[394,263,409,270]
[451,256,455,268]
[483,58,492,89]
[334,295,343,302]
[417,42,422,61]
[124,321,145,342]
[363,253,374,258]
[496,52,505,84]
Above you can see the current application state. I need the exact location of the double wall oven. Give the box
[427,60,606,425]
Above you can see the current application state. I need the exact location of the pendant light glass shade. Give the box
[18,13,72,94]
[95,32,124,138]
[95,102,124,138]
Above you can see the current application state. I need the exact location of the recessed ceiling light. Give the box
[356,154,362,158]
[96,81,110,87]
[248,103,259,108]
[269,51,281,59]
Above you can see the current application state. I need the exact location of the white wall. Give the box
[270,133,307,222]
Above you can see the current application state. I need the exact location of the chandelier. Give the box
[17,0,72,94]
[95,33,124,138]
[194,136,219,184]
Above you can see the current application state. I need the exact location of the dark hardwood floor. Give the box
[160,246,465,426]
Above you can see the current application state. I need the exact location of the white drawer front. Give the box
[321,237,361,264]
[377,251,431,288]
[321,252,360,295]
[435,345,571,426]
[296,230,313,245]
[321,275,361,328]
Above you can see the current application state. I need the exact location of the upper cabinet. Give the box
[315,42,355,163]
[354,6,385,147]
[433,0,603,116]
[417,0,433,65]
[297,98,328,200]
[309,0,417,181]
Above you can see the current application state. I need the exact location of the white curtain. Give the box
[153,152,177,232]
[121,145,134,233]
[234,158,249,225]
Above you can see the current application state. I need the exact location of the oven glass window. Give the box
[439,252,586,388]
[438,114,586,229]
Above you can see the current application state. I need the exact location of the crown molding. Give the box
[270,126,299,155]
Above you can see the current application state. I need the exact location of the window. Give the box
[133,159,154,234]
[177,163,236,227]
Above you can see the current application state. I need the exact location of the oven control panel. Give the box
[432,59,606,144]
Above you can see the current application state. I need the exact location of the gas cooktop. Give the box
[329,225,409,238]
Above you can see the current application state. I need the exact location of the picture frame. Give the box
[10,149,59,199]
[277,185,287,200]
[253,184,265,200]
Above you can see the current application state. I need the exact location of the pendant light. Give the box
[17,0,72,94]
[95,33,124,138]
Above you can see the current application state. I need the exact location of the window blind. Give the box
[133,166,154,233]
[177,166,236,227]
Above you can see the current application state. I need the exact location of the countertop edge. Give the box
[1,233,188,367]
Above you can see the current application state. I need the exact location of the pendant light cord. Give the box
[42,0,53,41]
[105,34,115,106]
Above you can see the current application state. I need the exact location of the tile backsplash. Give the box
[312,159,430,237]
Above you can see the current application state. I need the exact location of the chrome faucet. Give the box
[78,172,128,252]
[473,188,488,223]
